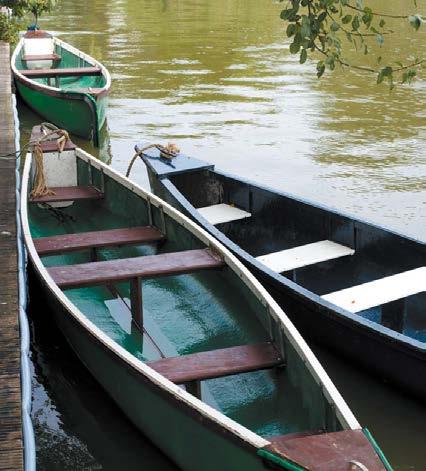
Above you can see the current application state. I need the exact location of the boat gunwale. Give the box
[155,167,426,354]
[11,34,111,99]
[21,147,361,452]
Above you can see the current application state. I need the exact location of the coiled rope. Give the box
[29,123,70,199]
[126,143,180,178]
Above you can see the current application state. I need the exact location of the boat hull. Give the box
[15,78,106,144]
[147,170,426,400]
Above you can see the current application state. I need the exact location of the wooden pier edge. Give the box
[0,41,24,471]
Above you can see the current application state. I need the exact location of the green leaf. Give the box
[289,41,301,54]
[379,19,386,28]
[330,21,340,32]
[352,16,360,31]
[316,61,325,78]
[300,48,307,64]
[376,34,384,47]
[286,23,296,37]
[342,15,352,24]
[377,66,393,84]
[317,11,327,23]
[408,15,422,31]
[325,55,335,70]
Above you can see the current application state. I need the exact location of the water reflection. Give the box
[34,0,425,239]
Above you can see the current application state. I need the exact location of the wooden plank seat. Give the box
[48,248,225,289]
[197,203,251,225]
[322,266,426,313]
[147,342,283,398]
[29,186,103,203]
[20,66,102,78]
[256,240,355,274]
[22,53,61,62]
[34,226,165,256]
[48,248,225,333]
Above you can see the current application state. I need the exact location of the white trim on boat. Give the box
[256,240,355,274]
[21,148,361,452]
[323,267,426,313]
[11,35,111,94]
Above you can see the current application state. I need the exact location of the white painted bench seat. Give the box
[322,266,426,313]
[197,203,251,225]
[256,240,355,273]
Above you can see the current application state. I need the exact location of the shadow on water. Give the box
[28,274,178,471]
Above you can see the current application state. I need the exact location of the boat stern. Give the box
[135,143,214,180]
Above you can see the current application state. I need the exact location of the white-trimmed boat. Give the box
[21,127,391,471]
[12,30,110,146]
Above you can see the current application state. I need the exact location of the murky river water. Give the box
[18,0,425,469]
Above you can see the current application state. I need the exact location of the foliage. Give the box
[279,0,425,87]
[0,0,57,43]
[26,0,56,25]
[0,12,19,44]
[0,0,30,18]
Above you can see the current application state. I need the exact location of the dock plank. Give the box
[0,42,23,470]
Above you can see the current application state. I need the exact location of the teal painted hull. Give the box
[16,80,106,144]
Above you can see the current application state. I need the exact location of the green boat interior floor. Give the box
[29,195,332,439]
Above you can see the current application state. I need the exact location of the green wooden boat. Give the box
[21,127,391,471]
[12,30,110,146]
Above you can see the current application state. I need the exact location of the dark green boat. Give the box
[12,30,110,146]
[21,128,391,471]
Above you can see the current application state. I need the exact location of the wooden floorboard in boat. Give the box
[266,429,386,471]
[29,185,103,203]
[48,248,225,289]
[34,226,165,256]
[0,42,23,470]
[147,343,284,383]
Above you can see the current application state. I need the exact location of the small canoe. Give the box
[139,147,426,399]
[21,127,390,471]
[12,30,110,146]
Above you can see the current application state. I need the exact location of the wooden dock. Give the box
[0,42,23,471]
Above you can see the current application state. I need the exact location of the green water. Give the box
[19,0,426,469]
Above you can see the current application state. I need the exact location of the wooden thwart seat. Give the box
[256,240,355,274]
[22,53,61,62]
[197,203,251,225]
[21,66,102,78]
[34,226,165,256]
[48,248,225,289]
[322,266,426,313]
[48,248,225,334]
[29,186,103,203]
[147,343,283,384]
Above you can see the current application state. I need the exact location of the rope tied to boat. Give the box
[30,123,71,199]
[126,143,180,178]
